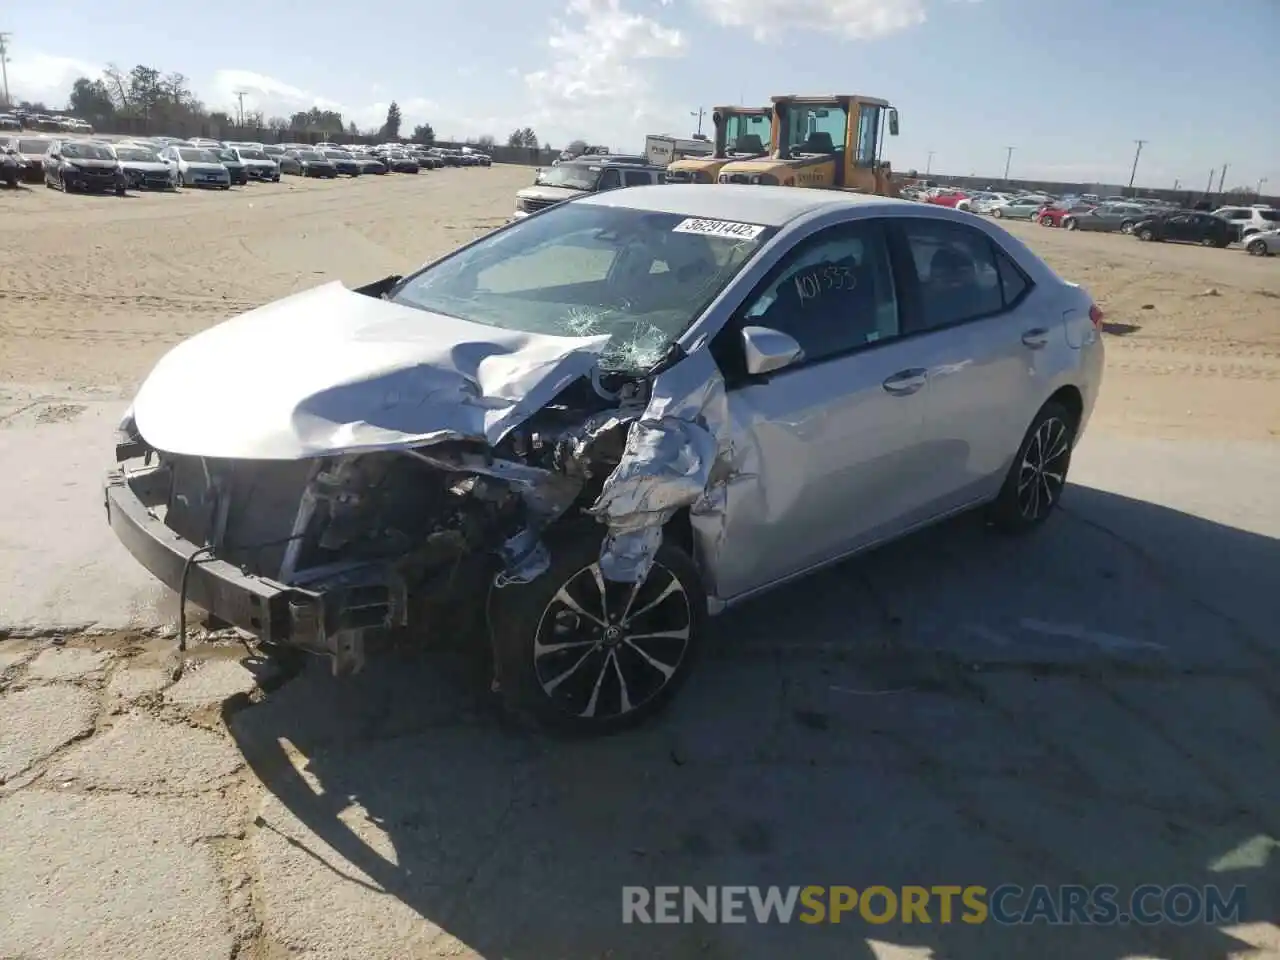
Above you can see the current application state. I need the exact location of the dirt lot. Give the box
[2,169,1279,960]
[1,166,1277,438]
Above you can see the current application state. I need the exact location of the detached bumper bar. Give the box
[104,467,397,671]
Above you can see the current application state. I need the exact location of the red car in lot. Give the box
[927,190,969,208]
[1038,203,1095,227]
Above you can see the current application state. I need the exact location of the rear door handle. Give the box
[882,368,928,396]
[1021,327,1051,349]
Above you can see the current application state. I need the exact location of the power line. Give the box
[1127,139,1146,195]
[0,32,12,109]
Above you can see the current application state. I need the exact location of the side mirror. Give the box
[888,108,900,136]
[742,325,803,376]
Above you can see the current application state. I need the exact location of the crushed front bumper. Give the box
[104,463,401,674]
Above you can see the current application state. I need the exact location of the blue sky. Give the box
[5,0,1277,188]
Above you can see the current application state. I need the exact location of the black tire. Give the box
[1040,215,1054,227]
[1200,235,1216,247]
[1247,239,1267,256]
[115,186,126,197]
[1121,221,1135,234]
[991,208,1003,218]
[1137,228,1154,241]
[220,184,231,190]
[987,401,1077,534]
[1064,218,1078,231]
[488,528,706,734]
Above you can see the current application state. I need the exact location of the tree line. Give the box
[10,63,545,148]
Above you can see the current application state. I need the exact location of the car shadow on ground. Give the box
[225,483,1279,959]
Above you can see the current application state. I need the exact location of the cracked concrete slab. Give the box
[0,684,97,784]
[107,664,174,702]
[26,645,113,681]
[165,658,265,706]
[0,639,37,673]
[49,712,243,794]
[0,789,236,960]
[0,396,170,634]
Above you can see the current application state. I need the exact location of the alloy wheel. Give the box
[1016,416,1070,521]
[532,561,691,721]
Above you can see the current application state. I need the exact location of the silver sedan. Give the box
[105,186,1104,733]
[1245,229,1280,256]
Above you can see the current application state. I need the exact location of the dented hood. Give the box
[131,281,610,460]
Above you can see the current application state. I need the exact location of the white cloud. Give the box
[693,0,929,41]
[4,51,103,107]
[524,0,686,147]
[209,69,444,133]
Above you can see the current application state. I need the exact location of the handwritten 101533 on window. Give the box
[794,264,858,304]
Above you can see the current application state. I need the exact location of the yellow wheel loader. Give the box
[716,94,901,196]
[664,106,775,184]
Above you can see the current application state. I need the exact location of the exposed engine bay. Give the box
[108,275,732,678]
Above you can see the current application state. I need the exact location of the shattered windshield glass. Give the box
[391,204,775,372]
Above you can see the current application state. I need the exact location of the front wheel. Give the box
[488,531,706,734]
[987,401,1077,534]
[1064,218,1078,231]
[1040,215,1054,227]
[1248,239,1268,256]
[1121,221,1135,234]
[1138,228,1154,241]
[991,208,1003,218]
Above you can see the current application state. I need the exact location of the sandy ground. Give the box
[2,168,1279,960]
[1,166,1277,439]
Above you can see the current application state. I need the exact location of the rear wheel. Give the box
[488,530,705,734]
[1248,239,1268,256]
[1138,228,1154,241]
[991,208,1003,218]
[988,401,1077,534]
[1120,221,1135,234]
[1040,215,1054,226]
[1200,235,1217,247]
[1064,218,1078,231]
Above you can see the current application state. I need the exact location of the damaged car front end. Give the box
[106,196,774,730]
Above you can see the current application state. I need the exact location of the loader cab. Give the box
[718,94,899,195]
[665,106,773,184]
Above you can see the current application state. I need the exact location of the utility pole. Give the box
[1259,177,1269,198]
[926,150,935,175]
[690,107,705,138]
[0,32,12,109]
[1003,146,1014,182]
[1217,164,1228,194]
[1126,139,1146,195]
[233,90,248,127]
[1172,179,1180,191]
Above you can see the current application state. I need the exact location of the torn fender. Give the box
[131,281,611,459]
[589,350,737,583]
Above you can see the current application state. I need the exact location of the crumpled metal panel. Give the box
[589,349,738,583]
[130,282,611,460]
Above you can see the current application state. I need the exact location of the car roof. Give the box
[578,184,915,227]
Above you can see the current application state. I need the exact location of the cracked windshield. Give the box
[391,203,772,370]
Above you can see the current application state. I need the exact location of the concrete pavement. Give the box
[1,384,1278,959]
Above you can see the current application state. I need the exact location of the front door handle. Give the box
[882,368,928,396]
[1021,327,1051,349]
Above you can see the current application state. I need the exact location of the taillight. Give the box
[1089,304,1104,330]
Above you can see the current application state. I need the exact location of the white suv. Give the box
[1211,206,1280,241]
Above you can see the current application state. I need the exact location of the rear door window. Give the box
[899,219,1007,330]
[622,170,652,187]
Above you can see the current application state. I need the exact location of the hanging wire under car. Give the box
[177,545,215,653]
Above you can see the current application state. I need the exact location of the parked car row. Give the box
[0,110,93,134]
[900,185,1278,256]
[1,132,494,195]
